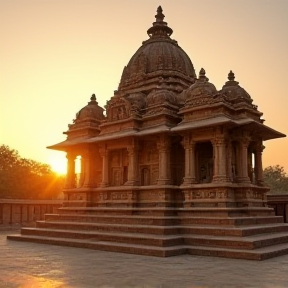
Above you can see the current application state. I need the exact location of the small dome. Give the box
[126,92,146,110]
[221,71,252,102]
[75,94,105,122]
[185,68,217,101]
[146,89,177,107]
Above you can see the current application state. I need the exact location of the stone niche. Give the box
[109,149,128,186]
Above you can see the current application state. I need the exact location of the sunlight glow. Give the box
[48,153,67,175]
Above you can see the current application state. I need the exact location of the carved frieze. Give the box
[184,188,234,201]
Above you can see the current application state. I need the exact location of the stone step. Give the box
[45,213,283,228]
[37,220,288,238]
[6,234,187,257]
[180,223,288,236]
[178,207,275,217]
[36,220,180,235]
[20,227,184,247]
[44,213,180,226]
[183,232,288,250]
[180,215,283,226]
[7,234,288,260]
[187,243,288,260]
[58,207,177,216]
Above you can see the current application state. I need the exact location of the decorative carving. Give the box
[106,97,131,121]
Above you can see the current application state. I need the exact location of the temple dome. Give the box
[118,6,196,93]
[221,71,252,102]
[185,68,217,101]
[75,94,105,122]
[146,89,177,107]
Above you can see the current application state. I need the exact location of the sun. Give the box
[48,153,67,175]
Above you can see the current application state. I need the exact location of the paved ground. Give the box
[1,228,288,288]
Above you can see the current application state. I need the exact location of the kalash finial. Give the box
[147,6,173,38]
[199,68,208,81]
[228,70,235,81]
[155,6,165,22]
[89,94,98,105]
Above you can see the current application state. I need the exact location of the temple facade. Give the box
[50,7,284,210]
[9,7,288,260]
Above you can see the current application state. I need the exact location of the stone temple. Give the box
[9,6,288,260]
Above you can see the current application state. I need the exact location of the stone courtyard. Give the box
[1,229,288,288]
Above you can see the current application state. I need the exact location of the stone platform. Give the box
[7,205,288,260]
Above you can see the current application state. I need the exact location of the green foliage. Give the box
[264,165,288,193]
[0,144,65,199]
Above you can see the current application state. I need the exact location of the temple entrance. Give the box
[109,149,128,186]
[171,142,184,185]
[196,142,213,183]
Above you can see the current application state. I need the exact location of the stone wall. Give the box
[267,194,288,223]
[0,199,62,226]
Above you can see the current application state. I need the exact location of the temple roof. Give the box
[118,6,196,94]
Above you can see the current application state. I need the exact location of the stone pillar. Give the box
[99,146,109,187]
[65,152,76,188]
[227,141,233,182]
[212,137,229,182]
[182,135,196,185]
[157,135,171,185]
[255,142,265,186]
[125,141,140,186]
[79,156,86,187]
[236,138,251,183]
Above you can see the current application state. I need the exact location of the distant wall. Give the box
[267,194,288,223]
[0,199,62,226]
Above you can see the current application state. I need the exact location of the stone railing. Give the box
[0,199,62,226]
[0,194,288,226]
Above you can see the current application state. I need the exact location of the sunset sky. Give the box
[1,0,287,174]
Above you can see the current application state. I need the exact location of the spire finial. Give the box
[89,94,98,105]
[156,6,165,22]
[147,6,173,38]
[198,68,208,81]
[228,70,235,81]
[199,68,206,77]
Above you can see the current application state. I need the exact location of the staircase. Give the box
[7,206,288,260]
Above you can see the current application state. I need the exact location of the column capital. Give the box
[66,152,77,160]
[157,134,171,151]
[211,137,227,146]
[256,143,265,153]
[181,135,196,149]
[99,146,108,157]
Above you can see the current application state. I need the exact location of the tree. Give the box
[263,165,288,193]
[0,144,64,199]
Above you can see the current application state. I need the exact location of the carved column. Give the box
[125,141,140,186]
[255,142,265,186]
[79,156,86,187]
[157,135,171,185]
[99,145,109,187]
[65,152,76,189]
[182,135,196,185]
[236,138,251,183]
[227,140,233,182]
[212,137,229,182]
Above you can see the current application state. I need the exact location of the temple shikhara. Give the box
[9,7,288,260]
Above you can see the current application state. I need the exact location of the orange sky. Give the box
[1,0,287,174]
